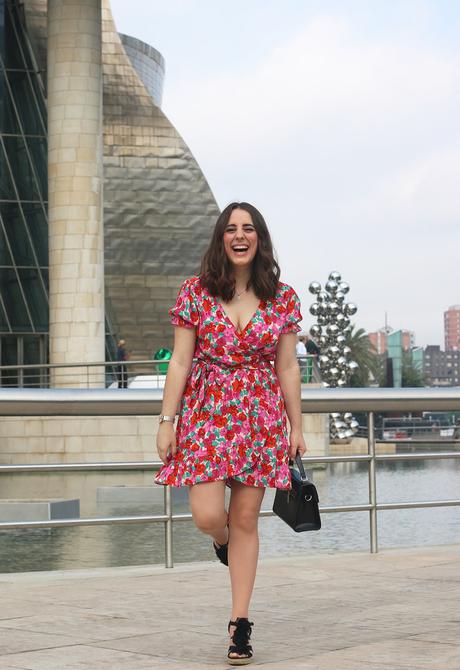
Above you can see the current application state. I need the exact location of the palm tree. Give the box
[345,325,382,387]
[379,351,425,387]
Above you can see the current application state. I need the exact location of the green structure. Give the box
[387,330,403,388]
[412,347,424,374]
[386,332,423,387]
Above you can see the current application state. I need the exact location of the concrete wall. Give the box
[0,416,158,464]
[0,414,328,464]
[302,412,329,457]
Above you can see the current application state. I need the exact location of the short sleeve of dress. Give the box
[280,287,303,334]
[169,278,199,329]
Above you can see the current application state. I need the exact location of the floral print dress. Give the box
[154,276,302,490]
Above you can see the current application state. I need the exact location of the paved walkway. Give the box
[0,544,459,669]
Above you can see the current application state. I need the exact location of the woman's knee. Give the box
[192,508,226,534]
[229,507,259,534]
[188,481,227,534]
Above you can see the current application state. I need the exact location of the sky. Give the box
[110,0,460,348]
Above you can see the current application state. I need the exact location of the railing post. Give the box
[164,485,173,568]
[368,411,378,553]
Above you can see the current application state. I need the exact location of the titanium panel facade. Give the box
[102,0,219,357]
[120,33,165,108]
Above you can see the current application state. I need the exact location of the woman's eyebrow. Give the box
[224,224,254,230]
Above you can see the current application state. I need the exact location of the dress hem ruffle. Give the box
[154,474,291,490]
[154,448,291,490]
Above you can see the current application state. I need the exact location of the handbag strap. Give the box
[289,454,309,482]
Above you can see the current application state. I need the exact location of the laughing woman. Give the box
[155,202,307,665]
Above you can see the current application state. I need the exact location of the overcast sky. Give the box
[110,0,460,348]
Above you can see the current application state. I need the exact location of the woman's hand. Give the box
[289,427,307,460]
[157,423,177,464]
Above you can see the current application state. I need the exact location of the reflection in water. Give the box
[0,456,459,572]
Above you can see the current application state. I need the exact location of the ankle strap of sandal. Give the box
[228,617,254,633]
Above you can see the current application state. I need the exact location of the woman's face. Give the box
[223,208,258,269]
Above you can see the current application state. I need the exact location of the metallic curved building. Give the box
[101,3,219,357]
[119,33,165,108]
[0,0,219,379]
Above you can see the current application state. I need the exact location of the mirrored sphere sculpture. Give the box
[308,282,321,295]
[308,271,359,442]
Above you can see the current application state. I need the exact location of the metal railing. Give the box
[0,386,459,567]
[0,355,320,388]
[297,355,322,383]
[0,359,169,389]
[356,423,460,443]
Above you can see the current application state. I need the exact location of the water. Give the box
[0,451,459,572]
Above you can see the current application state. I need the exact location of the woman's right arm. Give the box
[156,326,196,464]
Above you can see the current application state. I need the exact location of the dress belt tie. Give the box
[191,357,272,415]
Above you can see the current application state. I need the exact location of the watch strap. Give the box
[159,414,175,424]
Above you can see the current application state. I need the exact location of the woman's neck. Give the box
[232,266,252,291]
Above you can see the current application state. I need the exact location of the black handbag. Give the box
[272,454,321,532]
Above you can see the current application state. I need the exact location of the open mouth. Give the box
[232,245,249,254]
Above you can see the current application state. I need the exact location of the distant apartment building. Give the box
[424,345,460,386]
[368,329,388,354]
[444,306,460,351]
[368,327,415,354]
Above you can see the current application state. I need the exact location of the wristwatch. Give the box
[159,414,176,425]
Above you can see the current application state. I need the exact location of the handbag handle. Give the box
[288,453,309,482]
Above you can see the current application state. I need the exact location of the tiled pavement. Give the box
[0,544,459,669]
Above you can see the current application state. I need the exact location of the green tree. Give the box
[345,325,382,387]
[401,351,425,387]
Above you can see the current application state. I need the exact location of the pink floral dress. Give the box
[154,276,302,489]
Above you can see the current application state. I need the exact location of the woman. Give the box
[155,202,307,665]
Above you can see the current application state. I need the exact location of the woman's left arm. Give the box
[275,332,307,458]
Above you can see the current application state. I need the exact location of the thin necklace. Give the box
[235,287,247,300]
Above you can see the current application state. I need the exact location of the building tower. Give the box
[444,305,460,351]
[47,0,105,386]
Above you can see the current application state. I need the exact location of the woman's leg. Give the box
[188,480,228,546]
[228,481,265,619]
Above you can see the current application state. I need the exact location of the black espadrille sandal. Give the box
[213,524,229,566]
[213,539,228,566]
[227,617,254,665]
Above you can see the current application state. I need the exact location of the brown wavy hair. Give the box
[199,202,280,302]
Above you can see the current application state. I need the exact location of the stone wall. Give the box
[47,0,105,378]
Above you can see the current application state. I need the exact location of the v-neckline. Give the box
[211,292,263,336]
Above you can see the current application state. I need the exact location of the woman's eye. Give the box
[225,226,255,233]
